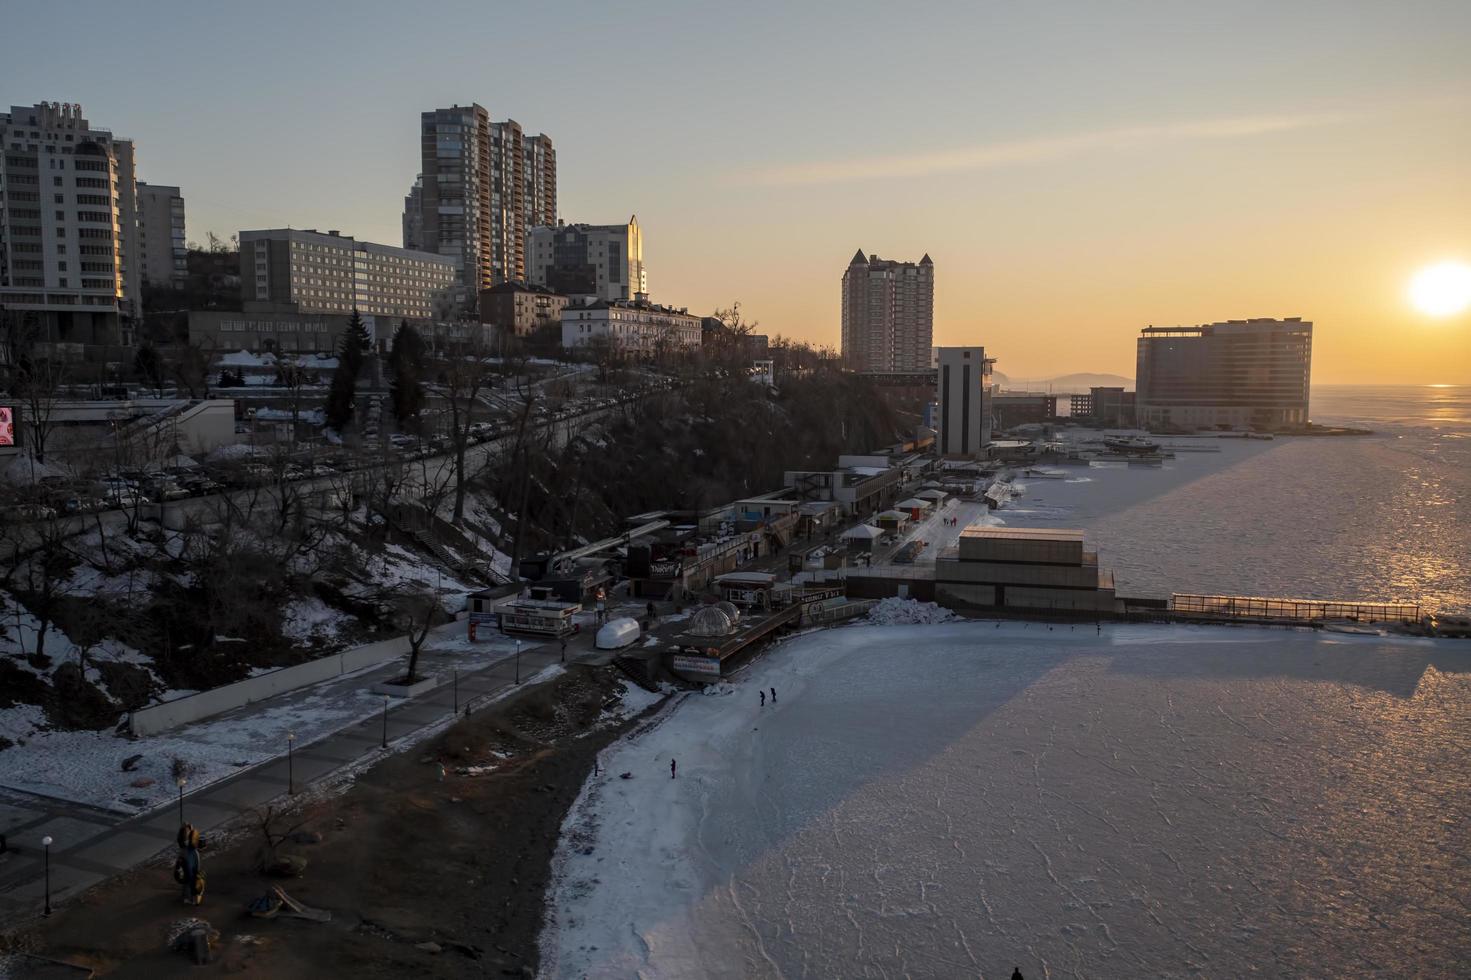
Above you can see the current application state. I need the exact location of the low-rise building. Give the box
[188,308,356,355]
[784,454,905,518]
[480,281,567,338]
[560,298,702,354]
[1068,386,1135,427]
[992,391,1057,430]
[934,526,1117,613]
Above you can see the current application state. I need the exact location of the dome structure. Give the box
[714,600,741,624]
[687,606,735,638]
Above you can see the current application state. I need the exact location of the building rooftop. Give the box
[959,527,1086,543]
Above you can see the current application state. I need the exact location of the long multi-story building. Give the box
[528,217,645,302]
[239,228,455,322]
[136,182,186,289]
[0,102,142,345]
[560,297,700,354]
[936,346,994,456]
[412,106,555,304]
[842,250,934,372]
[1135,317,1313,430]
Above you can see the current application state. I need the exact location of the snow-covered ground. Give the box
[0,628,522,814]
[895,498,999,562]
[542,620,1471,979]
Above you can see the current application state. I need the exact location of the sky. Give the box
[5,0,1469,384]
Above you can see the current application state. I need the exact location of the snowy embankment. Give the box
[0,631,521,815]
[542,620,1471,979]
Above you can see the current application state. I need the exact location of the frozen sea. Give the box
[543,622,1471,979]
[1005,385,1471,612]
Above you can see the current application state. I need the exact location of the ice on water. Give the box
[543,621,1471,979]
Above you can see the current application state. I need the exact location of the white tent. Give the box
[915,489,948,502]
[875,510,909,523]
[840,524,883,540]
[896,498,931,510]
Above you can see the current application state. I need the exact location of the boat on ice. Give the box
[596,617,643,650]
[1102,435,1161,454]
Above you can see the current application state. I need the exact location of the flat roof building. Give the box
[529,217,645,302]
[936,346,994,457]
[935,526,1117,613]
[239,228,455,322]
[136,182,186,289]
[1135,318,1312,431]
[0,102,142,345]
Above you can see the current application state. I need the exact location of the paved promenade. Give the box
[0,631,587,922]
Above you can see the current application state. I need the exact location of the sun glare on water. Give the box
[1409,261,1471,317]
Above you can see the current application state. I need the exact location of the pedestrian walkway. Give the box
[0,632,582,922]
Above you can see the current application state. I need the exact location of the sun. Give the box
[1409,261,1471,317]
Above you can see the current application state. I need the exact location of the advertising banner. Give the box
[670,655,721,679]
[0,406,14,448]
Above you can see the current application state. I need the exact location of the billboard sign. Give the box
[0,406,14,448]
[670,655,721,680]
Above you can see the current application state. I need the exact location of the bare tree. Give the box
[435,346,494,524]
[391,586,439,685]
[13,355,66,465]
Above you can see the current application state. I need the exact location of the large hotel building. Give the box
[0,102,142,345]
[1134,317,1313,430]
[841,250,934,373]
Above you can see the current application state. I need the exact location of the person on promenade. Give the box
[670,758,677,779]
[1011,969,1024,980]
[176,824,204,906]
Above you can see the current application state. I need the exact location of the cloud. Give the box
[737,112,1346,186]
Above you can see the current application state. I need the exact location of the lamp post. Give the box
[514,639,521,685]
[176,776,187,827]
[452,669,459,714]
[42,835,53,917]
[381,695,390,749]
[287,731,296,795]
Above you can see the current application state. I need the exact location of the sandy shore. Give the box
[5,664,663,978]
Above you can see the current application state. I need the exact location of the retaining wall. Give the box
[129,634,411,736]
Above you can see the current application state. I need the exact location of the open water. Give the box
[1006,385,1471,612]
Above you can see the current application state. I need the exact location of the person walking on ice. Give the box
[760,690,765,707]
[770,687,777,704]
[670,758,677,779]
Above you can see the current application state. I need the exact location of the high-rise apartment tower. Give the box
[0,102,142,345]
[842,250,934,372]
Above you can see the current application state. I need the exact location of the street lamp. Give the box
[287,732,296,795]
[515,639,521,685]
[381,695,390,749]
[42,835,53,916]
[175,776,187,827]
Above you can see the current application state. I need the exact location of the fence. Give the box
[1169,593,1421,624]
[129,634,411,736]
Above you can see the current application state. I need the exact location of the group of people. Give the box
[758,687,777,707]
[941,516,962,527]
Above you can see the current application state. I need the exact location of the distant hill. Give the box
[998,372,1134,393]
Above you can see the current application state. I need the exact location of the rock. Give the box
[288,830,323,845]
[121,754,144,772]
[264,854,308,877]
[619,772,633,779]
[415,941,443,954]
[130,777,156,788]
